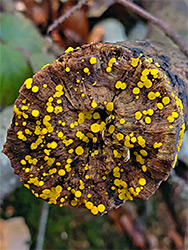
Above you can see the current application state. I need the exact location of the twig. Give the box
[47,0,90,34]
[36,202,50,250]
[116,0,188,57]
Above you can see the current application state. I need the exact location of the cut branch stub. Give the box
[3,41,187,216]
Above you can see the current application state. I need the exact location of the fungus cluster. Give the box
[3,41,187,215]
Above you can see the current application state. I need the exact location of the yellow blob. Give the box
[32,86,39,93]
[106,102,114,112]
[58,169,66,176]
[108,124,115,134]
[131,58,139,67]
[91,123,100,133]
[137,81,143,88]
[150,68,158,76]
[162,96,170,105]
[116,133,124,141]
[135,111,142,120]
[20,159,26,165]
[139,178,146,186]
[172,111,179,118]
[157,103,164,110]
[90,57,97,64]
[91,100,97,108]
[32,110,39,117]
[83,67,89,73]
[142,69,149,75]
[144,79,152,89]
[65,47,74,53]
[56,85,63,91]
[106,67,111,73]
[142,165,147,172]
[75,146,84,155]
[147,109,154,116]
[115,81,121,89]
[120,118,125,124]
[148,92,156,100]
[25,78,33,89]
[65,67,70,72]
[133,87,140,95]
[75,191,81,198]
[46,106,54,113]
[140,150,148,156]
[86,201,93,209]
[145,116,151,124]
[98,204,105,213]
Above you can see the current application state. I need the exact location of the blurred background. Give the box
[0,0,188,249]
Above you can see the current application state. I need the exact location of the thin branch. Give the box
[116,0,188,57]
[36,202,50,250]
[47,0,90,34]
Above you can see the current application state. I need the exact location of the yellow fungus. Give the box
[56,85,63,91]
[140,75,147,82]
[42,64,50,69]
[46,106,54,113]
[93,112,100,119]
[142,165,147,172]
[148,92,156,100]
[145,116,151,124]
[116,133,124,141]
[135,111,142,120]
[108,125,115,134]
[142,69,149,75]
[71,200,77,206]
[32,86,39,93]
[75,191,81,198]
[139,178,146,186]
[39,181,44,186]
[106,102,114,112]
[133,87,140,95]
[58,169,66,176]
[83,67,89,73]
[20,159,26,165]
[75,146,84,155]
[120,118,125,124]
[91,100,97,108]
[98,204,105,213]
[131,137,137,143]
[150,68,158,76]
[137,81,143,88]
[162,96,170,105]
[115,81,121,89]
[65,47,74,53]
[144,79,152,89]
[167,116,174,123]
[90,57,97,64]
[131,58,139,67]
[32,110,39,117]
[153,142,162,148]
[106,67,111,73]
[90,123,100,133]
[157,103,164,110]
[65,67,70,72]
[86,201,93,209]
[172,111,179,118]
[51,141,57,149]
[138,150,147,158]
[25,78,33,89]
[91,206,98,215]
